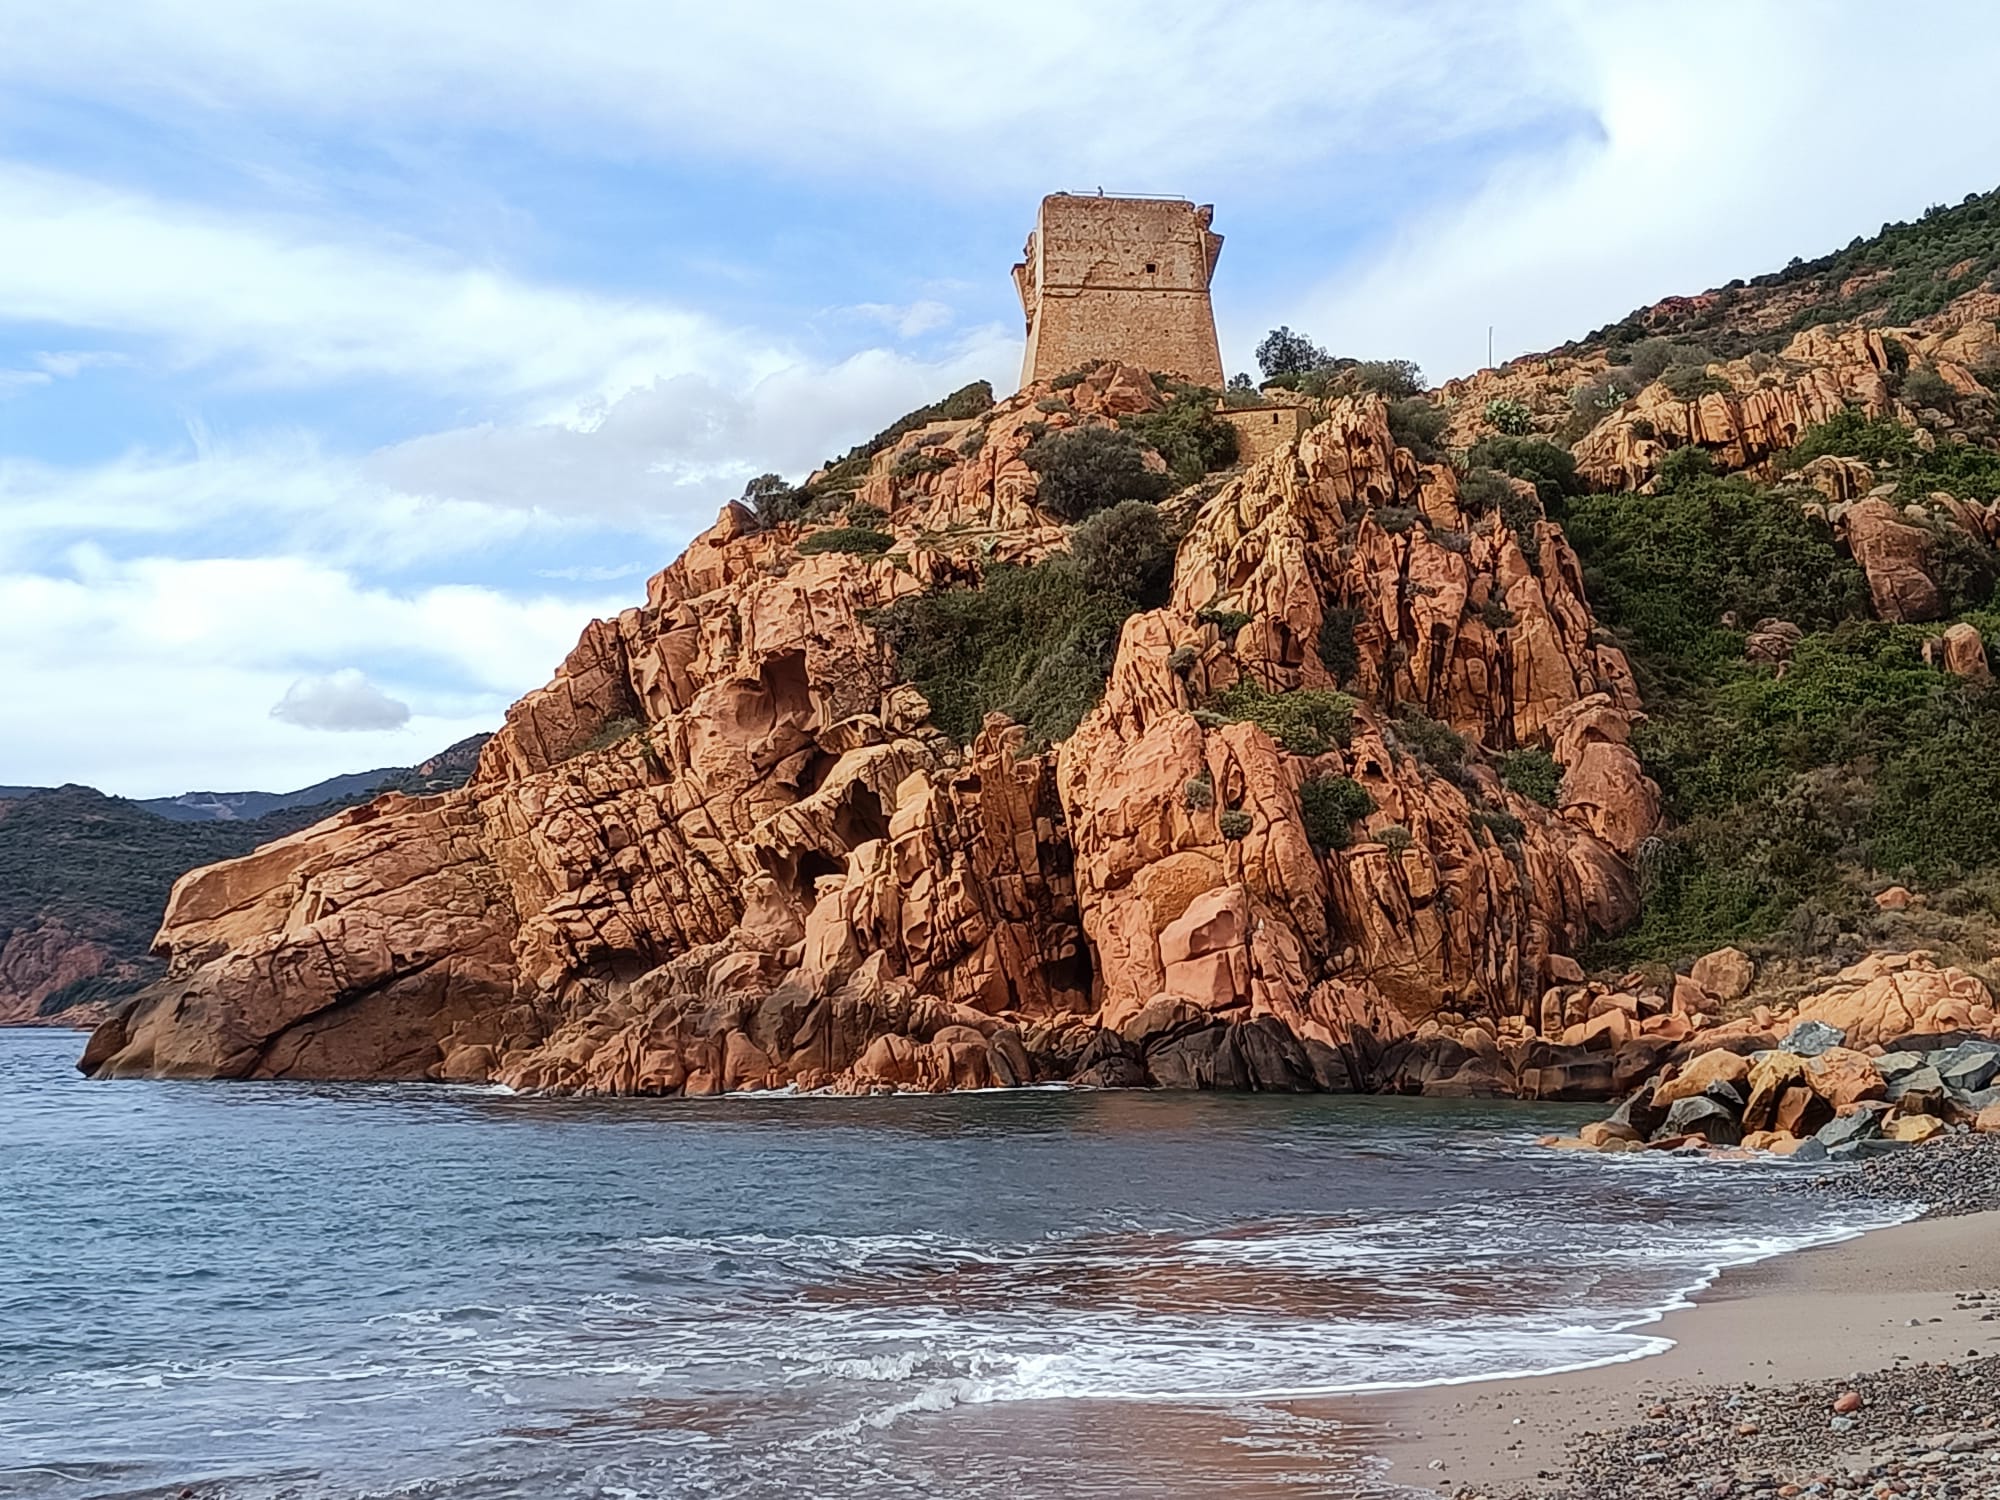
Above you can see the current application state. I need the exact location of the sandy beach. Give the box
[1343,1208,2000,1496]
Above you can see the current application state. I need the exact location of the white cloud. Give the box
[1284,6,2000,381]
[0,161,782,400]
[270,669,411,732]
[2,2,1566,194]
[370,327,1018,520]
[0,554,623,796]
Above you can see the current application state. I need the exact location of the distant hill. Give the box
[0,734,489,1026]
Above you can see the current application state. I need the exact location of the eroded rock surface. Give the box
[86,375,1662,1097]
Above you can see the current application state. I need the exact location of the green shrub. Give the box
[1049,369,1089,391]
[1379,823,1415,853]
[1198,606,1254,636]
[1393,710,1467,777]
[1024,426,1173,521]
[1212,681,1357,755]
[1219,809,1254,840]
[1465,435,1580,512]
[1484,396,1533,435]
[741,473,804,527]
[869,559,1135,745]
[892,446,957,480]
[583,715,644,753]
[1070,500,1179,607]
[1318,606,1360,682]
[1167,644,1198,675]
[798,526,895,557]
[1499,748,1562,806]
[1902,363,1958,412]
[1119,389,1239,483]
[1353,360,1425,399]
[1035,397,1070,414]
[1299,773,1376,851]
[1376,505,1420,534]
[1387,397,1449,462]
[846,500,888,527]
[807,381,995,494]
[1480,595,1517,631]
[1473,808,1526,846]
[958,427,988,458]
[1457,468,1516,517]
[1562,473,1868,687]
[1653,445,1716,491]
[1184,772,1215,811]
[1786,408,2000,498]
[1660,363,1733,400]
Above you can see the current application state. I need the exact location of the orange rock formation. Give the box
[83,370,1665,1098]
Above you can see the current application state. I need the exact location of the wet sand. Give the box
[1336,1209,2000,1495]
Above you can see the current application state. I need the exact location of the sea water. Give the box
[0,1029,1908,1498]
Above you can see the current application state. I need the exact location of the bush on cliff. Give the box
[1070,500,1180,608]
[1024,426,1173,521]
[1118,387,1239,483]
[871,559,1136,745]
[798,526,895,557]
[1499,748,1562,806]
[1211,681,1356,755]
[1386,397,1449,463]
[1465,435,1580,512]
[1298,774,1375,851]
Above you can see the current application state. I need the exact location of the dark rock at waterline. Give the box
[1816,1105,1885,1151]
[1657,1095,1742,1147]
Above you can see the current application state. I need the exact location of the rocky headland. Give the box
[78,188,2000,1118]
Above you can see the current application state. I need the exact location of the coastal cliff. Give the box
[82,188,2000,1100]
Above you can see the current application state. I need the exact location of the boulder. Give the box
[1605,1084,1665,1140]
[1653,1048,1751,1107]
[1804,1047,1887,1110]
[1885,1114,1947,1144]
[1690,947,1755,1004]
[1580,1120,1641,1148]
[1941,621,1992,682]
[1658,1095,1742,1147]
[1887,1064,1948,1114]
[1816,1106,1886,1151]
[1976,1103,2000,1134]
[1933,1041,2000,1094]
[1742,1051,1808,1133]
[1777,1020,1847,1058]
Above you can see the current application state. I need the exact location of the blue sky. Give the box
[5,0,2000,797]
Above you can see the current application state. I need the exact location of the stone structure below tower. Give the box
[1014,193,1224,389]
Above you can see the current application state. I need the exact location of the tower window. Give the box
[1144,262,1156,273]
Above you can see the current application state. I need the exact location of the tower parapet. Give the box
[1014,193,1224,389]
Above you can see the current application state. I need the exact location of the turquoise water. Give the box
[0,1030,1902,1497]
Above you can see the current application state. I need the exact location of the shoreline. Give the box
[1340,1207,2000,1497]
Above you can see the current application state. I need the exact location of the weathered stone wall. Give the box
[1223,405,1310,466]
[1016,194,1225,388]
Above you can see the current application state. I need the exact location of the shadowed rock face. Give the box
[84,371,1665,1098]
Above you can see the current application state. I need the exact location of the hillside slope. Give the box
[0,737,488,1025]
[79,186,2000,1095]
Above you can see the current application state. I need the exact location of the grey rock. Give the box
[1876,1050,1928,1080]
[1817,1109,1884,1150]
[1934,1042,2000,1094]
[1658,1094,1742,1146]
[1778,1019,1848,1057]
[1791,1137,1829,1163]
[1888,1064,1947,1107]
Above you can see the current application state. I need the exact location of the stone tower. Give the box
[1013,193,1225,389]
